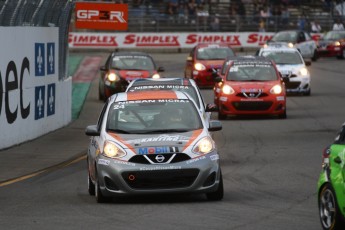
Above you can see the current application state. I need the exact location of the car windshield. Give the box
[261,51,303,64]
[127,85,201,109]
[323,31,345,40]
[227,63,278,81]
[272,32,297,43]
[111,56,155,70]
[106,99,203,134]
[197,47,234,60]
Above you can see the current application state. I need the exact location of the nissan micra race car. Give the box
[125,78,218,127]
[213,56,287,119]
[318,122,345,230]
[257,44,311,95]
[85,90,223,203]
[184,43,235,88]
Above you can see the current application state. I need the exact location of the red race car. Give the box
[184,43,235,88]
[213,56,287,119]
[98,51,164,101]
[317,30,345,59]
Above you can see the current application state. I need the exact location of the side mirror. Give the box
[281,76,290,84]
[208,120,222,132]
[85,125,100,136]
[100,66,107,71]
[214,76,223,83]
[211,69,218,79]
[157,66,165,72]
[305,61,311,66]
[205,103,219,112]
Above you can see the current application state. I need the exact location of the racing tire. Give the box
[336,49,345,59]
[303,89,311,96]
[318,184,345,230]
[312,50,318,62]
[95,170,109,203]
[206,171,224,201]
[278,110,287,119]
[88,172,95,196]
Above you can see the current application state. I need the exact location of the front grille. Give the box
[232,101,273,111]
[129,153,191,164]
[236,92,268,98]
[285,81,301,89]
[122,169,199,189]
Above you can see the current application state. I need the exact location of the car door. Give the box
[331,125,345,208]
[295,32,310,57]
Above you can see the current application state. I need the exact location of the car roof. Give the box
[128,78,194,87]
[110,90,191,103]
[110,51,151,57]
[195,43,232,48]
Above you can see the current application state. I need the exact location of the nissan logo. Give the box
[155,155,165,163]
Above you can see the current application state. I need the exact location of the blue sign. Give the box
[35,43,45,77]
[47,84,55,116]
[35,86,45,120]
[47,43,55,75]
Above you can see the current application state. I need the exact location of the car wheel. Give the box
[278,110,287,119]
[337,49,345,59]
[304,89,311,96]
[312,50,318,61]
[88,172,95,196]
[95,170,109,203]
[319,184,345,230]
[206,170,224,201]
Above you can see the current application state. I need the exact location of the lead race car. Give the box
[85,90,223,203]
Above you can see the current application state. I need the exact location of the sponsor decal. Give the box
[186,34,241,46]
[210,155,219,161]
[219,96,228,102]
[186,155,206,164]
[75,2,128,30]
[35,86,45,120]
[247,33,273,46]
[98,159,110,166]
[47,43,55,75]
[128,135,190,144]
[139,165,182,171]
[276,96,285,101]
[113,159,136,166]
[47,84,55,116]
[138,146,179,155]
[35,43,45,76]
[69,34,118,47]
[124,34,180,47]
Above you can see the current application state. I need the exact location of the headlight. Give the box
[106,73,118,82]
[288,42,294,48]
[263,44,268,48]
[299,67,308,76]
[152,73,160,79]
[334,41,341,46]
[192,136,215,155]
[194,63,206,71]
[222,84,235,95]
[270,84,283,94]
[103,141,126,158]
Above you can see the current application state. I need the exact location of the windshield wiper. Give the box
[141,129,191,134]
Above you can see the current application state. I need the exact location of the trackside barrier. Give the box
[0,27,71,150]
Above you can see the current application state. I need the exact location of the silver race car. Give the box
[85,90,223,203]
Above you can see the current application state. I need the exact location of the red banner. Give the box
[75,2,128,31]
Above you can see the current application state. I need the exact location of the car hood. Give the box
[230,81,277,92]
[198,60,224,69]
[106,129,204,154]
[276,64,305,74]
[117,70,154,81]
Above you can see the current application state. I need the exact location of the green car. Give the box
[318,123,345,230]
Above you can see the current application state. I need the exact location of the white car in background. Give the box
[266,30,318,61]
[257,44,311,96]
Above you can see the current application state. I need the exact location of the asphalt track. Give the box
[1,51,345,230]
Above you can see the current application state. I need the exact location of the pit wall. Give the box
[0,27,72,150]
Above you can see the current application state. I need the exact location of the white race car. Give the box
[257,44,311,96]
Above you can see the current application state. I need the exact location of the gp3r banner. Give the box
[75,2,128,31]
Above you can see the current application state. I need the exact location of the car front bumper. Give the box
[96,152,221,197]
